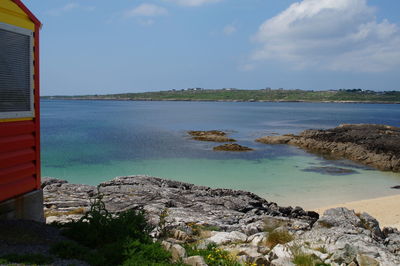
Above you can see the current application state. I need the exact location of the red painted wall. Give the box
[0,121,39,202]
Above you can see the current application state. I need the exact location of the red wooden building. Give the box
[0,0,43,221]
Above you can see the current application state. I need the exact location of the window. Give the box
[0,22,34,119]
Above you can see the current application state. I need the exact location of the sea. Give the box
[41,100,400,208]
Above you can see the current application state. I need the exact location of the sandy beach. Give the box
[315,194,400,229]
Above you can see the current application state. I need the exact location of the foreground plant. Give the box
[51,192,175,266]
[186,243,240,266]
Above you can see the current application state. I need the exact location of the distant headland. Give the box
[41,88,400,104]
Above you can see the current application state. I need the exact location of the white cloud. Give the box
[239,64,255,72]
[252,0,400,72]
[164,0,221,7]
[48,3,79,16]
[47,3,95,16]
[125,4,168,17]
[223,24,237,36]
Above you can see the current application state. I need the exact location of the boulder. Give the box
[207,231,247,245]
[356,254,379,266]
[183,256,208,266]
[247,232,268,246]
[171,244,187,261]
[331,244,357,264]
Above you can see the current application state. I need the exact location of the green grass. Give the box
[291,246,331,266]
[0,253,53,265]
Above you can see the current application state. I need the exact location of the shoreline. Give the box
[256,124,400,172]
[40,97,400,105]
[314,194,400,229]
[42,175,400,265]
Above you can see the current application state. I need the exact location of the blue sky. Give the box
[24,0,400,95]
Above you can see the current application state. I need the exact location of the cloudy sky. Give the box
[24,0,400,95]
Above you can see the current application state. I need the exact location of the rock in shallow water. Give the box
[302,166,358,175]
[188,130,236,142]
[213,143,254,152]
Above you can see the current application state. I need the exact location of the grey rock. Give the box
[356,254,379,266]
[207,231,247,245]
[247,232,268,246]
[268,244,292,262]
[41,177,400,266]
[235,246,262,258]
[172,229,190,241]
[359,212,383,239]
[253,255,269,266]
[183,256,208,266]
[43,176,317,228]
[331,244,357,264]
[171,244,187,261]
[315,207,362,230]
[384,231,400,254]
[161,240,172,251]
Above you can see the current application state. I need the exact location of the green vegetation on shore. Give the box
[50,194,175,266]
[42,89,400,103]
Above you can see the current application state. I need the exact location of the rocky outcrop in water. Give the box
[42,176,400,265]
[188,130,236,142]
[256,124,400,172]
[213,143,254,152]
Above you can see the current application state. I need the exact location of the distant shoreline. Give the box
[41,88,400,104]
[41,97,400,105]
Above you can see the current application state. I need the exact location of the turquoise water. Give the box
[41,100,400,208]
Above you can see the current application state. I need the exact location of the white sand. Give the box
[314,194,400,229]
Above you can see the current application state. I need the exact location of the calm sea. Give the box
[41,100,400,208]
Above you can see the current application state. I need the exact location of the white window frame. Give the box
[0,22,34,119]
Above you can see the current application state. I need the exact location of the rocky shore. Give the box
[256,124,400,172]
[42,176,400,265]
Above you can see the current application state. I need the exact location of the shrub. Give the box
[50,240,104,265]
[267,230,294,248]
[0,253,53,265]
[123,239,172,266]
[188,223,221,236]
[292,253,315,266]
[186,243,240,266]
[315,246,328,254]
[51,192,175,266]
[291,246,331,266]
